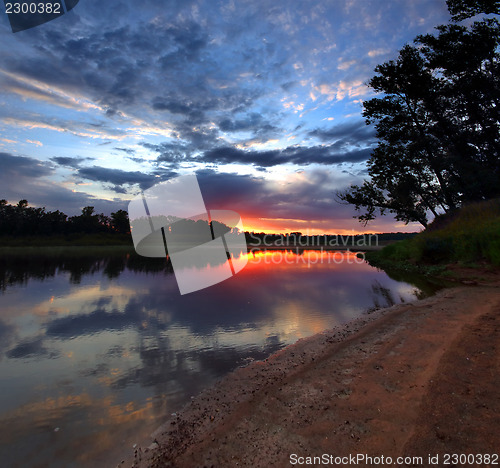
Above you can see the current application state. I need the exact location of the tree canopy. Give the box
[446,0,499,21]
[0,200,131,237]
[340,3,500,227]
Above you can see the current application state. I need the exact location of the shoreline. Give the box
[124,275,500,467]
[247,244,384,252]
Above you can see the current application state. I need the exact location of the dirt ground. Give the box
[128,273,500,468]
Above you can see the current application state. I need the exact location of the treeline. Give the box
[245,231,416,246]
[0,200,130,237]
[0,199,416,246]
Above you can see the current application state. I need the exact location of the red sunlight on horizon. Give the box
[241,217,421,236]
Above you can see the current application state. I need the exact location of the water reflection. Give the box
[0,251,171,291]
[0,249,443,467]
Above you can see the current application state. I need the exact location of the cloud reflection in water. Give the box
[0,249,439,466]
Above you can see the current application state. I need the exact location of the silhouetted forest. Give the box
[0,199,130,237]
[0,200,415,246]
[245,231,416,247]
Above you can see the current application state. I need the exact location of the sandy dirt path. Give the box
[128,282,500,467]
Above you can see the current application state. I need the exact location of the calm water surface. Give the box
[0,249,440,467]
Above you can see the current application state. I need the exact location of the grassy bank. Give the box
[0,244,135,259]
[365,199,500,274]
[0,233,133,248]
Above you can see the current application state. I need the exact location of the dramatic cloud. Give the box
[195,168,420,233]
[6,337,57,360]
[76,166,160,191]
[0,152,126,214]
[145,131,374,169]
[308,120,376,145]
[197,169,362,230]
[201,144,372,167]
[51,156,95,168]
[217,113,278,135]
[0,152,52,179]
[1,0,447,148]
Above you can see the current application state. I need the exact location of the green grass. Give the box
[365,198,500,270]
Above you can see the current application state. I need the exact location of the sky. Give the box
[0,0,452,234]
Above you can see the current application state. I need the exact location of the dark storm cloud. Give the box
[51,156,95,168]
[5,18,214,113]
[0,152,52,178]
[196,170,267,207]
[175,124,221,151]
[110,185,128,194]
[142,141,192,169]
[158,21,209,69]
[0,152,127,215]
[145,129,373,169]
[201,144,372,167]
[6,337,58,360]
[49,155,180,194]
[218,113,275,133]
[308,120,376,145]
[76,166,160,191]
[152,98,194,115]
[142,126,223,167]
[151,92,273,141]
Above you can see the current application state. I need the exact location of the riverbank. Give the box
[248,243,387,252]
[126,270,500,467]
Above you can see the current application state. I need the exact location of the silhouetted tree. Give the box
[110,209,130,234]
[446,0,499,21]
[339,4,500,227]
[69,206,110,234]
